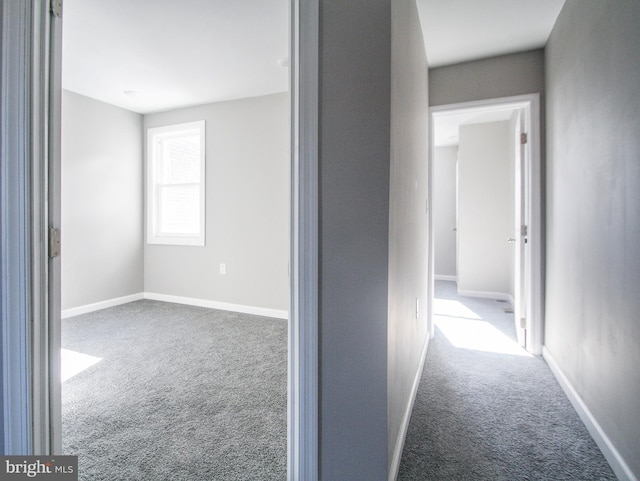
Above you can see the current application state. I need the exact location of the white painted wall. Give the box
[545,1,640,478]
[61,90,144,310]
[62,91,288,316]
[434,146,457,278]
[457,121,511,296]
[144,93,289,313]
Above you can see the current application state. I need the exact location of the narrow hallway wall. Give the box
[545,1,640,478]
[389,0,431,476]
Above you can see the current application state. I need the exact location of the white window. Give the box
[147,121,205,246]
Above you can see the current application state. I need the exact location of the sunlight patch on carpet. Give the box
[434,298,482,320]
[61,348,102,382]
[434,299,531,357]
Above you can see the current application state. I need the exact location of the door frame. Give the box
[288,0,319,480]
[0,0,61,454]
[3,0,318,479]
[429,94,543,354]
[1,0,38,455]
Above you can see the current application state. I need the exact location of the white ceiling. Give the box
[417,0,566,147]
[416,0,566,68]
[62,0,565,114]
[62,0,289,114]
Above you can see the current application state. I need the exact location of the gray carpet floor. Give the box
[62,300,287,481]
[397,281,617,481]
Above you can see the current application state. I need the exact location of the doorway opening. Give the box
[3,1,317,477]
[55,1,291,478]
[429,94,542,355]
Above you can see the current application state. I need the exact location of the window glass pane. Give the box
[159,134,200,185]
[158,185,200,235]
[147,120,205,246]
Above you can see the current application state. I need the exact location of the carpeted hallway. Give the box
[397,281,616,481]
[62,300,287,481]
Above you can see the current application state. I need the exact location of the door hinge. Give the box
[520,132,528,145]
[49,227,61,258]
[51,0,63,17]
[521,224,528,236]
[520,317,527,329]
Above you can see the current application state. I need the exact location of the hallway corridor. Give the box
[397,281,616,480]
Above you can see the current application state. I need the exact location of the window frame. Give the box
[146,120,206,246]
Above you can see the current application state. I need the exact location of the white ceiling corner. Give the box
[62,0,289,114]
[416,0,566,68]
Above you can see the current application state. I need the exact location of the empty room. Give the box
[59,0,290,479]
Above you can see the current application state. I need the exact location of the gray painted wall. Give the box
[144,93,289,312]
[318,0,390,478]
[545,1,640,477]
[457,121,512,296]
[434,146,457,278]
[388,0,431,469]
[429,49,545,107]
[61,90,143,310]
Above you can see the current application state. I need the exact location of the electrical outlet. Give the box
[220,263,226,275]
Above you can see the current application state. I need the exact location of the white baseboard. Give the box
[543,347,637,481]
[61,293,144,319]
[62,292,289,321]
[457,289,513,305]
[143,292,289,320]
[434,274,457,282]
[388,334,430,481]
